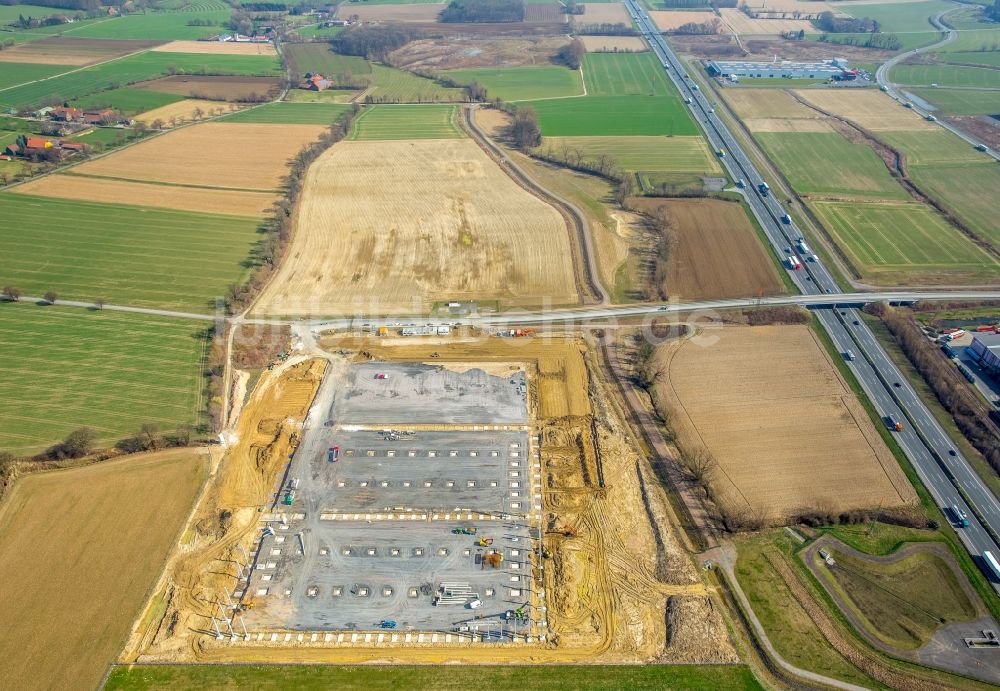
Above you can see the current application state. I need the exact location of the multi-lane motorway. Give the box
[624,0,1000,587]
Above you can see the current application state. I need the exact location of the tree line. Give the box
[867,302,1000,477]
[815,11,879,33]
[439,0,524,23]
[332,24,418,60]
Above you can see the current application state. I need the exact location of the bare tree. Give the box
[2,286,21,302]
[94,298,105,310]
[43,291,57,304]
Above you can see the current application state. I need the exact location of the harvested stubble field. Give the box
[720,87,831,132]
[134,98,233,126]
[811,200,1000,284]
[151,337,735,666]
[628,197,784,300]
[540,135,721,174]
[14,174,276,217]
[755,131,909,200]
[657,325,916,519]
[336,2,444,21]
[442,65,584,100]
[579,35,647,52]
[134,75,283,101]
[0,193,260,310]
[0,36,160,66]
[793,88,936,131]
[253,139,579,316]
[349,104,461,139]
[152,40,277,56]
[649,10,728,32]
[74,122,325,191]
[578,1,630,24]
[0,450,206,691]
[719,9,817,35]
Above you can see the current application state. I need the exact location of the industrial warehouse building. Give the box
[968,332,1000,373]
[706,59,855,80]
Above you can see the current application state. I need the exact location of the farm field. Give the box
[0,37,160,66]
[441,65,583,100]
[937,51,1000,68]
[719,9,817,35]
[649,10,729,33]
[70,87,184,116]
[348,104,460,139]
[367,63,466,102]
[630,197,785,300]
[0,449,206,691]
[583,51,673,96]
[14,174,276,218]
[221,102,351,125]
[284,43,370,80]
[0,51,282,110]
[892,64,1000,89]
[806,30,940,51]
[62,9,233,40]
[151,40,277,56]
[937,28,1000,52]
[0,193,260,310]
[0,305,208,453]
[657,325,916,519]
[0,3,76,20]
[577,1,630,23]
[755,131,909,199]
[523,95,698,136]
[841,0,955,32]
[793,88,935,131]
[134,75,283,101]
[0,62,68,90]
[104,665,762,690]
[907,87,1000,116]
[73,123,326,191]
[539,135,721,174]
[252,139,579,315]
[336,2,445,21]
[811,200,1000,284]
[877,129,992,166]
[720,87,823,121]
[578,35,647,52]
[907,163,1000,249]
[133,98,234,126]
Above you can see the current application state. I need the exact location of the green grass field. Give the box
[0,193,260,311]
[75,126,149,150]
[822,547,976,649]
[0,51,282,109]
[222,102,351,124]
[892,63,1000,89]
[285,89,359,103]
[0,4,73,20]
[62,10,232,40]
[540,135,722,174]
[811,200,1000,282]
[284,43,371,81]
[735,533,877,687]
[524,95,698,136]
[0,304,206,454]
[349,104,460,140]
[69,87,184,116]
[906,87,1000,115]
[583,51,673,97]
[841,0,954,33]
[289,23,345,38]
[367,64,466,103]
[756,131,908,200]
[907,163,1000,249]
[938,51,1000,68]
[878,129,992,166]
[806,32,941,52]
[442,65,583,101]
[937,28,1000,52]
[104,664,763,691]
[0,62,71,91]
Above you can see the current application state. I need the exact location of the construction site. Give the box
[122,331,735,665]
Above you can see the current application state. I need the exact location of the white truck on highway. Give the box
[984,550,1000,580]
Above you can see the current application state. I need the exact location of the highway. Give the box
[624,0,1000,589]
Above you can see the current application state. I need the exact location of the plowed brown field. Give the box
[628,198,784,300]
[579,35,647,52]
[338,2,444,21]
[649,10,727,32]
[74,123,325,191]
[0,449,206,691]
[253,139,579,316]
[12,174,275,217]
[578,2,630,24]
[135,75,282,101]
[0,37,160,65]
[657,325,916,520]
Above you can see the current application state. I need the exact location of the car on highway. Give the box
[949,449,958,457]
